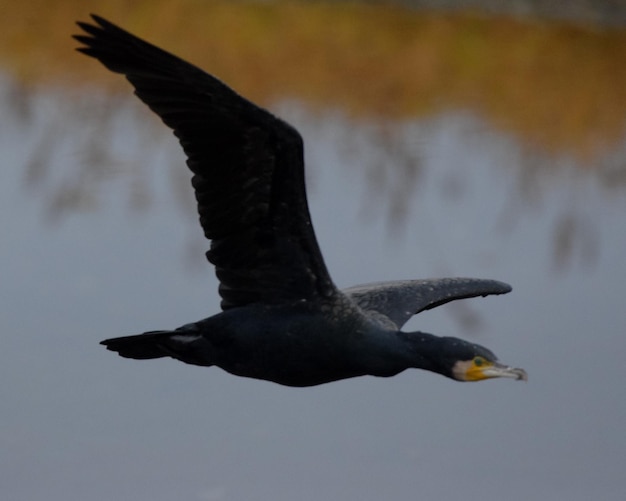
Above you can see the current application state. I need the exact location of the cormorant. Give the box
[74,15,527,387]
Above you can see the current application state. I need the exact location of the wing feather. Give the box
[343,278,512,329]
[74,15,336,309]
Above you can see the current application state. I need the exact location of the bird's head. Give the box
[439,337,527,382]
[404,334,527,382]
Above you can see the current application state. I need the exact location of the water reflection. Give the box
[3,79,625,501]
[6,70,624,272]
[3,2,626,162]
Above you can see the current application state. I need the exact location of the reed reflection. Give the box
[1,1,624,270]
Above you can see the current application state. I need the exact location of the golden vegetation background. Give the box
[1,0,625,161]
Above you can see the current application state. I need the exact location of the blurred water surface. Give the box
[1,4,626,501]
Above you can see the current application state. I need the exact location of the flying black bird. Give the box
[74,15,526,387]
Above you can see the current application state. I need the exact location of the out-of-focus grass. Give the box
[1,0,624,161]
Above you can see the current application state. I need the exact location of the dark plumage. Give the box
[74,15,526,387]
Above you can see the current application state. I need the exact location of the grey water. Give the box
[1,76,625,500]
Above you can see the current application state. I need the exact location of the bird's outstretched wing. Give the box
[74,15,336,309]
[343,278,512,329]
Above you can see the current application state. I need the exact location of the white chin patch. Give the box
[451,360,474,381]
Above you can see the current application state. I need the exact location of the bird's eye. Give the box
[474,356,485,367]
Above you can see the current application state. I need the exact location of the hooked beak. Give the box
[454,360,528,382]
[480,362,528,381]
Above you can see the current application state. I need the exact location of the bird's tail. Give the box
[100,330,175,359]
[100,329,211,366]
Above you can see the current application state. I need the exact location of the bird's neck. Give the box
[393,331,449,376]
[360,329,447,378]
